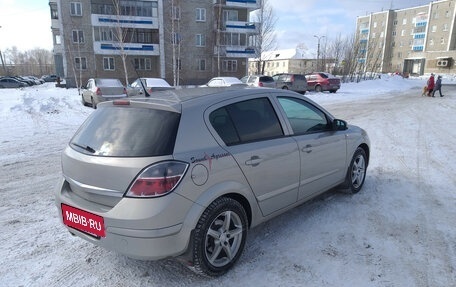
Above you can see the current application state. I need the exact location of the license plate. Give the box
[61,204,106,238]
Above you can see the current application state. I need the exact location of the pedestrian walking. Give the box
[427,73,435,97]
[433,75,444,97]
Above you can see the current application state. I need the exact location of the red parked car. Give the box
[305,72,341,93]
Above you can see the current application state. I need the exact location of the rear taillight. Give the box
[96,88,102,96]
[148,88,153,94]
[259,82,264,87]
[113,99,130,105]
[126,161,189,198]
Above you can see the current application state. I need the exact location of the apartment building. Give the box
[356,0,456,75]
[48,0,260,87]
[248,49,321,76]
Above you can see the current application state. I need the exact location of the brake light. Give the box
[96,88,102,96]
[148,88,153,94]
[259,82,264,87]
[126,161,189,198]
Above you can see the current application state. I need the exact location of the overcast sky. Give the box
[0,0,434,52]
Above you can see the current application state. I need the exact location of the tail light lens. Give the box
[148,88,153,94]
[126,161,189,198]
[259,82,264,87]
[96,87,102,96]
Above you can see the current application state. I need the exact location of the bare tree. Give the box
[112,0,132,85]
[250,0,277,75]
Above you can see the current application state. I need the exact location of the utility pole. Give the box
[314,35,325,71]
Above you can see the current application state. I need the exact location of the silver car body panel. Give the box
[55,87,370,260]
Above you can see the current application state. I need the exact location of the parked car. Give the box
[240,75,275,88]
[0,77,27,88]
[41,74,58,82]
[272,73,307,94]
[81,78,127,108]
[305,72,341,93]
[127,78,174,97]
[55,87,370,277]
[202,76,246,87]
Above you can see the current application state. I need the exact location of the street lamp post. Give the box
[314,35,325,71]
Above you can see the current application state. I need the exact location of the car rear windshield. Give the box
[259,76,274,82]
[95,79,123,87]
[70,106,180,157]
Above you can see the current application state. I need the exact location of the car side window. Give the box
[210,97,284,145]
[278,97,331,135]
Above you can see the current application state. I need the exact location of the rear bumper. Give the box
[55,178,198,260]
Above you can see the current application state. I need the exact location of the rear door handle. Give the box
[245,156,262,167]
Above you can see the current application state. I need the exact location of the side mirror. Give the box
[333,119,348,131]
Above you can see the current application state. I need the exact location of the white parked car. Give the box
[127,78,174,97]
[202,77,246,87]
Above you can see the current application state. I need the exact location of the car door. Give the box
[277,96,347,200]
[209,96,300,216]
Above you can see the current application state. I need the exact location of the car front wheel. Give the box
[343,147,367,194]
[315,85,322,92]
[192,197,248,277]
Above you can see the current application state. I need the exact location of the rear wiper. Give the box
[71,142,96,153]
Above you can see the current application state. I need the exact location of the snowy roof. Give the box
[257,48,315,61]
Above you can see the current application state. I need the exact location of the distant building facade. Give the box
[356,0,456,75]
[48,0,260,87]
[248,48,336,76]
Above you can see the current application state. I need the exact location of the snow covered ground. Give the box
[1,75,455,286]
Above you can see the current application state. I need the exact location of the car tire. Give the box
[192,197,248,277]
[91,97,97,109]
[330,90,337,93]
[342,147,367,194]
[315,85,322,92]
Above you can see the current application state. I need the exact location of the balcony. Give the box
[94,42,160,56]
[213,0,260,10]
[224,21,259,34]
[214,46,256,58]
[91,14,158,29]
[415,21,427,27]
[412,45,424,51]
[413,33,426,39]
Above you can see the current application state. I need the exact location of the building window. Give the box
[103,57,115,70]
[196,59,206,71]
[373,22,377,28]
[134,58,151,70]
[196,34,206,47]
[433,12,439,19]
[398,52,402,59]
[223,10,238,22]
[402,18,407,25]
[50,3,58,19]
[432,25,437,32]
[55,35,61,45]
[72,30,84,43]
[74,57,87,70]
[401,30,406,36]
[222,60,237,72]
[441,37,445,44]
[443,24,449,31]
[172,33,181,45]
[430,38,434,45]
[196,8,206,22]
[372,32,376,38]
[446,11,450,18]
[380,32,384,38]
[393,19,398,26]
[172,6,180,20]
[99,27,114,41]
[70,2,82,16]
[392,30,397,36]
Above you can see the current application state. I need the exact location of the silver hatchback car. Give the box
[55,87,370,276]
